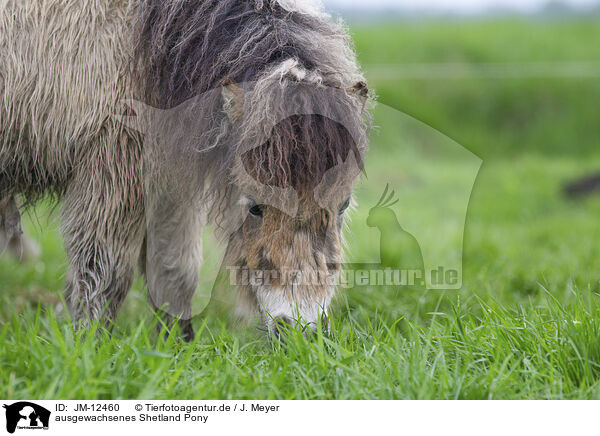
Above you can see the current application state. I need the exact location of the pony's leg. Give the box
[143,197,204,342]
[0,196,40,261]
[0,196,21,240]
[61,148,145,329]
[0,196,23,255]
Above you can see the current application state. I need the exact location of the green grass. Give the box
[4,292,600,399]
[2,19,600,399]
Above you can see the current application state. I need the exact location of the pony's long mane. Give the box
[132,0,371,223]
[133,0,361,105]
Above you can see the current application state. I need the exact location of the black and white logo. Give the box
[3,402,50,434]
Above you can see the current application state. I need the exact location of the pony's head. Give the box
[221,68,369,334]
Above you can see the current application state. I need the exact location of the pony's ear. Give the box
[348,81,369,98]
[221,78,245,122]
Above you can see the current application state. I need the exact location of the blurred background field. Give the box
[2,4,600,399]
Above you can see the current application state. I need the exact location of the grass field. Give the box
[2,19,600,399]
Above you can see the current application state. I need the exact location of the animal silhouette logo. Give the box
[2,402,50,434]
[367,184,425,284]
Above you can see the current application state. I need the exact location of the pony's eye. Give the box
[249,204,264,217]
[338,197,351,215]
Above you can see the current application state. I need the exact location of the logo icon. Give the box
[3,402,50,434]
[367,184,425,274]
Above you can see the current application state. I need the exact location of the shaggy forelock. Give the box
[242,114,362,192]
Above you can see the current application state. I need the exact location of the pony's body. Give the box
[0,0,369,338]
[1,0,146,330]
[0,0,135,197]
